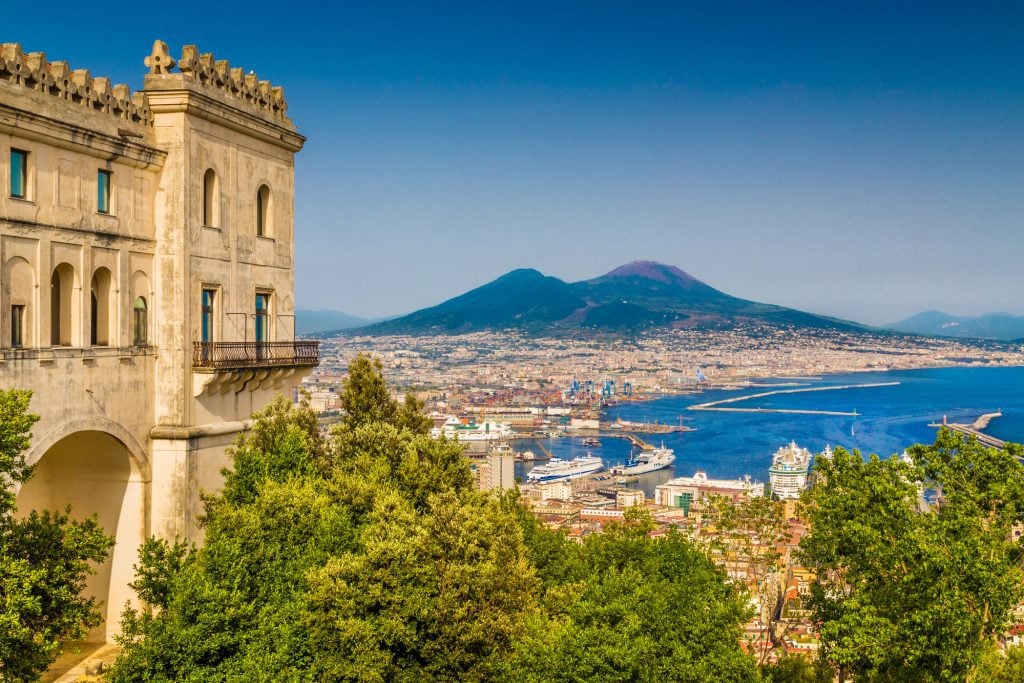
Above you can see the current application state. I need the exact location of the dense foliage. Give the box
[0,389,113,681]
[108,353,757,681]
[800,433,1024,682]
[507,505,758,682]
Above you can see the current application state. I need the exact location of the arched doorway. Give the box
[50,262,78,347]
[90,267,113,346]
[15,430,147,642]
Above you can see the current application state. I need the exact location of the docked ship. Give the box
[610,445,676,475]
[768,441,812,499]
[431,416,514,442]
[526,455,604,483]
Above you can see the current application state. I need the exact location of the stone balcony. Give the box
[191,341,319,396]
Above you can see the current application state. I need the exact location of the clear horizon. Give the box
[9,2,1023,326]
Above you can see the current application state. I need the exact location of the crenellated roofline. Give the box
[0,43,153,126]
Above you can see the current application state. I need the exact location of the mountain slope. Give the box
[886,310,1024,341]
[362,269,587,335]
[352,261,867,336]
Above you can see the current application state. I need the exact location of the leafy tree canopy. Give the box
[506,506,760,682]
[0,389,113,681]
[800,431,1024,682]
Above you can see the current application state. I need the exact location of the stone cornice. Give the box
[1,217,157,247]
[0,101,166,169]
[150,419,254,440]
[145,87,306,153]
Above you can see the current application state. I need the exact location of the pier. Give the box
[534,441,555,459]
[929,413,1007,449]
[580,432,656,450]
[688,381,900,417]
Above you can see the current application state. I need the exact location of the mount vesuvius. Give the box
[348,261,867,336]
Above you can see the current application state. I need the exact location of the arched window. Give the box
[90,268,113,346]
[256,184,271,237]
[203,168,218,227]
[133,297,148,346]
[50,263,77,346]
[5,257,34,349]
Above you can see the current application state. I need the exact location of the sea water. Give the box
[514,366,1024,496]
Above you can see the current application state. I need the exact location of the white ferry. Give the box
[527,455,604,483]
[610,445,676,475]
[768,441,812,499]
[431,416,514,442]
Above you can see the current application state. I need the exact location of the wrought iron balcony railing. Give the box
[192,341,320,370]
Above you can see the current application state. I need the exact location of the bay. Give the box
[514,366,1024,496]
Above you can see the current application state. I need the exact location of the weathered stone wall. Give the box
[1,40,310,640]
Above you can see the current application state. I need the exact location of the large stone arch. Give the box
[16,420,150,642]
[25,416,150,479]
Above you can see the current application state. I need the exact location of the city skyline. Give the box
[7,1,1023,325]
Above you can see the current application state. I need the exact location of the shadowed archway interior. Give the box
[15,430,146,642]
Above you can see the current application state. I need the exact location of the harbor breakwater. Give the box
[688,382,901,416]
[516,367,1024,495]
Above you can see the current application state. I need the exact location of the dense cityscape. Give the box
[305,327,1024,413]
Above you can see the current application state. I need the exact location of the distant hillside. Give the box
[354,261,868,336]
[296,309,376,335]
[886,310,1024,341]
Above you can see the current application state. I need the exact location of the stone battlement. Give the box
[0,43,153,125]
[144,40,292,128]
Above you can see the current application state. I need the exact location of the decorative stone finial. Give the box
[144,40,175,75]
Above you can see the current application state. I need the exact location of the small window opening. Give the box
[133,297,148,346]
[97,169,112,214]
[10,149,27,198]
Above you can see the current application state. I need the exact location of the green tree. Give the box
[337,353,431,435]
[506,507,759,682]
[109,363,524,682]
[0,389,113,681]
[800,431,1024,682]
[109,397,354,682]
[972,643,1024,682]
[303,489,538,682]
[760,653,833,683]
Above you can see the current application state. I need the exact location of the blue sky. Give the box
[7,2,1024,324]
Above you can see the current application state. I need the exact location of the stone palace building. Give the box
[0,40,318,640]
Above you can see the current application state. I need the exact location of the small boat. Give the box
[515,449,549,462]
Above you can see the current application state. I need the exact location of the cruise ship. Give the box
[768,441,812,499]
[431,416,514,442]
[610,445,676,475]
[527,455,604,483]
